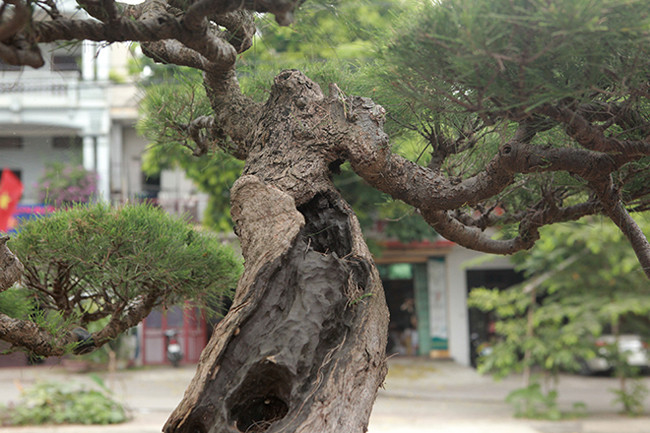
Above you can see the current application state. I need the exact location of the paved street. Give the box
[1,358,649,432]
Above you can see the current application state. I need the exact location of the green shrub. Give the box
[0,380,128,426]
[505,381,587,420]
[506,382,562,420]
[611,379,648,416]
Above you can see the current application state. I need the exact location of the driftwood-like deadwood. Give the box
[164,71,390,433]
[164,176,388,433]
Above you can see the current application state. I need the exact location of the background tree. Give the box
[470,215,650,417]
[1,0,650,432]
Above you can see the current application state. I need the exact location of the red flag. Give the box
[0,169,24,232]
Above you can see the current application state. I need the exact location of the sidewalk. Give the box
[372,358,650,433]
[1,358,649,432]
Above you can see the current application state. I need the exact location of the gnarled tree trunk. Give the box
[163,71,390,433]
[3,0,650,431]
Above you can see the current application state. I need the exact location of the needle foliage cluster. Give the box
[136,0,437,242]
[1,203,241,354]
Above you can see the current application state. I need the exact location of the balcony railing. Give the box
[0,73,107,108]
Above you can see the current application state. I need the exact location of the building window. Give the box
[52,136,82,149]
[51,54,81,73]
[0,136,23,149]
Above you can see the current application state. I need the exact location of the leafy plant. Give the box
[0,286,34,319]
[506,381,587,420]
[37,162,98,207]
[470,216,650,417]
[604,339,649,416]
[0,380,128,426]
[506,382,561,420]
[611,379,648,416]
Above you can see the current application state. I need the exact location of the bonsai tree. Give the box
[1,203,240,356]
[0,0,649,432]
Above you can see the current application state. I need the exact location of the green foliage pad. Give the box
[3,203,241,354]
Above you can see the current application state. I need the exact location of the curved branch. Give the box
[503,143,629,181]
[141,39,213,69]
[425,194,604,256]
[212,10,256,53]
[0,289,160,357]
[34,15,177,42]
[590,176,650,278]
[0,313,70,357]
[424,210,540,255]
[340,96,517,210]
[576,102,650,138]
[10,0,301,71]
[341,95,636,213]
[184,115,216,156]
[34,14,237,68]
[92,292,159,345]
[176,114,246,158]
[202,68,261,157]
[337,94,648,259]
[0,37,44,68]
[456,199,602,230]
[140,42,257,159]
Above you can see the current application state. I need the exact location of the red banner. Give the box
[0,169,24,232]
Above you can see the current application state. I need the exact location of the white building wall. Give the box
[0,136,82,203]
[445,246,513,366]
[110,123,124,199]
[0,37,117,203]
[96,135,111,200]
[427,258,448,352]
[0,38,211,217]
[122,127,149,199]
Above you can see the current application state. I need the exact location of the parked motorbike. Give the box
[164,329,183,367]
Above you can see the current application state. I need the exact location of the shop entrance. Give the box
[379,263,419,356]
[141,304,207,365]
[467,269,524,367]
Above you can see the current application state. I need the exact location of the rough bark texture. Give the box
[164,72,390,433]
[164,176,388,433]
[0,313,71,356]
